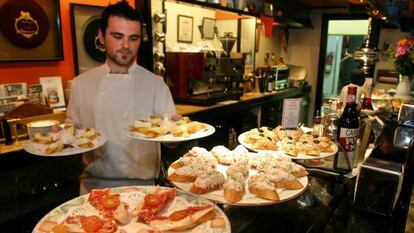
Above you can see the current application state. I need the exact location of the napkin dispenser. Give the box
[398,103,414,128]
[353,157,403,215]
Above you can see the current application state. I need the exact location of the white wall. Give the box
[376,28,411,72]
[255,26,282,68]
[164,1,217,48]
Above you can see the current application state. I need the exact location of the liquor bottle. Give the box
[267,73,274,92]
[337,86,359,169]
[312,110,322,136]
[361,78,374,110]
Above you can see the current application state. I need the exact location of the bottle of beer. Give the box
[361,78,374,110]
[337,86,359,169]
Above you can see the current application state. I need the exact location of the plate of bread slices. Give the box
[167,145,309,206]
[33,186,231,233]
[238,126,338,160]
[126,115,215,142]
[24,123,107,156]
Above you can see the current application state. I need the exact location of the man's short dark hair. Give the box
[100,1,142,35]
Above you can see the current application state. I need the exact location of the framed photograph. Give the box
[0,96,18,114]
[263,2,274,16]
[202,17,216,40]
[177,15,193,43]
[0,83,27,98]
[27,84,45,105]
[70,4,106,75]
[39,76,65,109]
[0,0,63,61]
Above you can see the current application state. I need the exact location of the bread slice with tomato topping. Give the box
[88,189,131,225]
[51,215,117,233]
[149,205,215,231]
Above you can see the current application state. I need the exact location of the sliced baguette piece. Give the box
[149,205,215,231]
[45,142,64,154]
[274,179,304,190]
[190,170,225,194]
[224,186,245,203]
[249,186,279,201]
[189,183,222,194]
[248,174,279,201]
[167,172,197,182]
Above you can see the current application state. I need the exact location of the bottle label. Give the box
[338,127,359,169]
[346,86,357,103]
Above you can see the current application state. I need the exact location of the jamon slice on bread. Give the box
[149,205,215,231]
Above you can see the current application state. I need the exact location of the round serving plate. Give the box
[168,157,309,206]
[32,186,231,233]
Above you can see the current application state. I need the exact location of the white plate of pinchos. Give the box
[126,115,215,142]
[24,124,107,157]
[167,145,309,206]
[32,186,230,233]
[238,126,338,160]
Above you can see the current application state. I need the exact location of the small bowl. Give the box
[27,120,59,140]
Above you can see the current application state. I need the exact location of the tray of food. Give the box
[167,145,309,206]
[126,115,215,142]
[238,126,338,160]
[32,186,230,233]
[24,123,106,156]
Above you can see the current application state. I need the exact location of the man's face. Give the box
[99,16,141,69]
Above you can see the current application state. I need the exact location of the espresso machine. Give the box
[165,32,244,106]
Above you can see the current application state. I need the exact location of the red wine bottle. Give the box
[361,78,374,110]
[337,86,359,169]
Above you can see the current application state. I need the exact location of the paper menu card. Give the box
[281,98,302,129]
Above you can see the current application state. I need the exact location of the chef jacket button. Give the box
[101,91,105,95]
[122,113,128,119]
[121,135,127,142]
[125,91,129,96]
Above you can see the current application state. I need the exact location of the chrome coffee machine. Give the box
[165,35,244,105]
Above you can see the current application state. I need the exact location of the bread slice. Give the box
[33,132,54,144]
[45,142,64,154]
[224,185,245,203]
[249,186,279,201]
[190,170,225,194]
[149,205,215,231]
[167,172,197,182]
[274,179,304,190]
[248,174,279,201]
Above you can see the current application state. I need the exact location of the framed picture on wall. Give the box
[27,84,45,105]
[202,17,216,40]
[0,83,27,97]
[177,15,193,43]
[39,76,65,109]
[0,0,63,61]
[70,4,106,75]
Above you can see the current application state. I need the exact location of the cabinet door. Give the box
[261,101,283,127]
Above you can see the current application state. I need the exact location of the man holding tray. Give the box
[67,1,176,194]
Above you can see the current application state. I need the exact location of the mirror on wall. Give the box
[162,0,256,74]
[316,16,370,115]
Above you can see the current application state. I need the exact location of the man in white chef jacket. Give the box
[66,1,176,194]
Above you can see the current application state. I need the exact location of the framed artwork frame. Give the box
[0,83,27,98]
[39,76,65,109]
[0,0,63,62]
[177,15,193,43]
[70,3,105,75]
[202,17,216,40]
[263,2,274,16]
